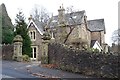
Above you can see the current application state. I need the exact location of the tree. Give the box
[111,29,120,45]
[14,10,32,57]
[66,5,76,13]
[31,5,50,24]
[2,28,14,44]
[0,3,14,44]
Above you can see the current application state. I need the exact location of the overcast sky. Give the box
[0,0,119,45]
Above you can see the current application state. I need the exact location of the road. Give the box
[1,60,90,79]
[1,60,37,79]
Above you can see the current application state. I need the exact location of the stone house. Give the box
[49,6,91,49]
[27,19,45,60]
[27,5,106,60]
[49,6,106,50]
[87,19,106,49]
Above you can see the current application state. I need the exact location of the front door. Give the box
[31,46,38,60]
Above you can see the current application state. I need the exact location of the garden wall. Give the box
[2,44,14,60]
[48,43,119,78]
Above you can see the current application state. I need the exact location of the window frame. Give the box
[29,30,36,41]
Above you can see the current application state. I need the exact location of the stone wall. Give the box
[91,32,101,44]
[48,43,119,78]
[2,44,14,60]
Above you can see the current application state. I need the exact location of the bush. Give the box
[48,43,119,78]
[94,48,99,53]
[87,48,94,53]
[87,48,99,53]
[22,54,30,62]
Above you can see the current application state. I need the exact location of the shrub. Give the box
[22,54,30,62]
[87,48,94,53]
[94,48,99,53]
[87,48,99,53]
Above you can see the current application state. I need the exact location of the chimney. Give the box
[28,15,33,22]
[58,4,65,24]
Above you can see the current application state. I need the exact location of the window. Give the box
[33,31,36,39]
[29,30,36,41]
[30,32,32,39]
[33,47,36,58]
[72,15,77,19]
[31,46,37,59]
[52,20,57,22]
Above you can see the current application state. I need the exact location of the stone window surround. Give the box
[31,46,38,60]
[29,30,36,41]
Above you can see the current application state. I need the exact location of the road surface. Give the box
[1,60,90,79]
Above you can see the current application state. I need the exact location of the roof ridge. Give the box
[53,10,86,17]
[88,18,104,21]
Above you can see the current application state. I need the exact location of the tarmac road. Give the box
[1,60,90,79]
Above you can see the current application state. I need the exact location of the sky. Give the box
[0,0,119,46]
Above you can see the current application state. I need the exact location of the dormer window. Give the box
[52,20,57,22]
[72,16,77,19]
[29,30,36,41]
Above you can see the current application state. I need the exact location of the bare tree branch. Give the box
[31,5,50,24]
[64,15,76,43]
[112,29,120,44]
[63,13,84,43]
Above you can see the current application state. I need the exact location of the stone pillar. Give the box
[103,43,108,53]
[13,35,23,61]
[112,43,115,53]
[41,32,51,64]
[41,40,50,64]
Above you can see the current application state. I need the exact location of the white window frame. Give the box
[29,30,36,41]
[31,46,38,60]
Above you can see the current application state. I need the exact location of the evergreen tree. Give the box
[0,3,14,44]
[2,27,14,44]
[14,11,32,57]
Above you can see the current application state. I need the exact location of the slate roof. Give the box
[49,10,85,27]
[87,19,106,33]
[27,19,45,35]
[34,20,45,34]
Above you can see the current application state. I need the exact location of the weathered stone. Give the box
[48,43,119,78]
[13,35,23,61]
[41,39,50,64]
[2,45,14,60]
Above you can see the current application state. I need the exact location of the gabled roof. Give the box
[91,40,103,51]
[87,19,106,33]
[91,40,96,47]
[27,19,44,35]
[49,10,85,27]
